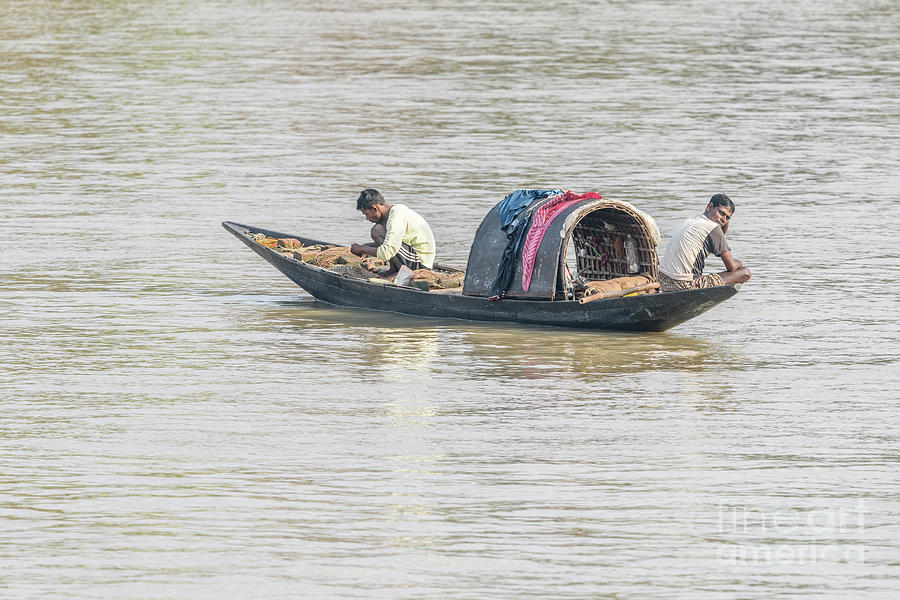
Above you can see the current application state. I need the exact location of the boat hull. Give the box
[224,221,738,332]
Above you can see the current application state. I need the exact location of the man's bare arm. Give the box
[721,250,743,272]
[350,243,378,257]
[717,250,751,284]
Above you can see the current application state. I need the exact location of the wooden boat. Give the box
[223,192,739,331]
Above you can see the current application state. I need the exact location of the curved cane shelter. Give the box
[463,191,660,300]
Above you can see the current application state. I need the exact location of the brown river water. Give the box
[2,1,899,598]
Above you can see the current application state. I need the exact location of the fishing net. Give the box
[309,246,357,268]
[245,230,465,288]
[332,264,380,279]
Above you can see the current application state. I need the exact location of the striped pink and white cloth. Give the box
[521,191,603,291]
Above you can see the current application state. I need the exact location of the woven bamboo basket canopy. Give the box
[463,196,660,300]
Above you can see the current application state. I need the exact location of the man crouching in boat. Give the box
[658,193,752,292]
[350,188,436,277]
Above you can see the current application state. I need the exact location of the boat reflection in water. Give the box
[248,298,737,382]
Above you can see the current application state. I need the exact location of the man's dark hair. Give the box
[356,188,385,210]
[709,193,735,212]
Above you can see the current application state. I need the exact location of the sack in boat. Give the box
[334,254,363,266]
[436,273,463,288]
[361,257,386,270]
[293,249,319,262]
[613,275,652,289]
[410,268,465,290]
[584,275,652,297]
[411,268,440,285]
[248,232,280,247]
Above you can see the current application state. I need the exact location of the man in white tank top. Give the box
[658,194,752,292]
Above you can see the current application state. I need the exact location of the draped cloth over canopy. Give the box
[487,189,562,299]
[463,190,660,300]
[520,191,603,291]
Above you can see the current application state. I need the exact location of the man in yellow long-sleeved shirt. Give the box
[350,188,436,276]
